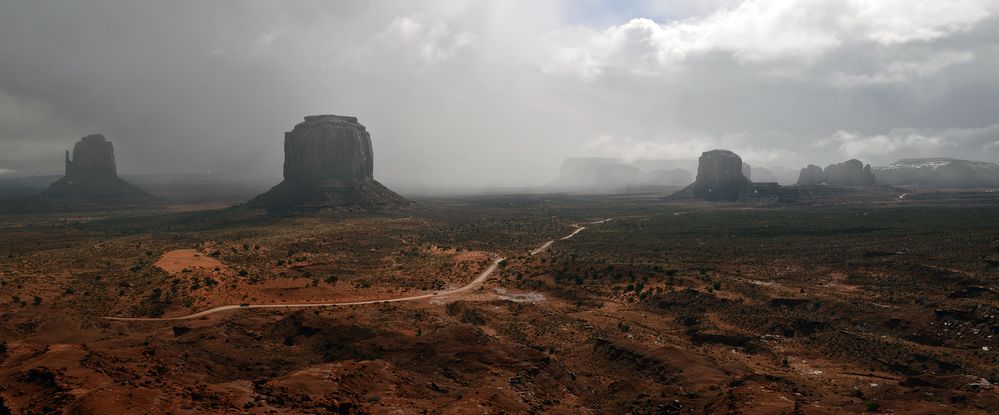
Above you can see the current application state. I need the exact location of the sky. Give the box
[1,0,998,189]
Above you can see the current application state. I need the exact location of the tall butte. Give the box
[666,149,797,202]
[247,115,409,212]
[42,134,158,203]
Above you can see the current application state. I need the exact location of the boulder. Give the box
[247,115,409,212]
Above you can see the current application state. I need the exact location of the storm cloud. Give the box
[1,0,998,189]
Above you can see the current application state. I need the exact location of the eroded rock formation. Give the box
[64,134,117,178]
[667,149,797,202]
[692,150,750,201]
[797,165,825,186]
[247,115,408,212]
[42,135,157,203]
[796,159,876,186]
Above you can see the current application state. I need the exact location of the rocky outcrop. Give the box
[42,135,156,202]
[874,158,999,187]
[64,134,117,178]
[282,116,374,185]
[825,159,876,186]
[692,150,749,201]
[247,115,408,212]
[667,150,797,202]
[741,163,752,181]
[797,165,825,186]
[0,135,160,212]
[796,159,876,186]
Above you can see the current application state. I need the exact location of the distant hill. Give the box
[0,174,274,204]
[874,158,999,187]
[548,158,693,193]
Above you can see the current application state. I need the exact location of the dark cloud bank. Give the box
[1,1,998,192]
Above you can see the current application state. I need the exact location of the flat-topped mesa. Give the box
[797,164,825,186]
[65,134,117,178]
[666,149,797,202]
[247,115,409,213]
[796,159,877,186]
[283,115,373,185]
[692,150,749,201]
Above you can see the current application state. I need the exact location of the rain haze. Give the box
[2,0,999,192]
[7,3,999,413]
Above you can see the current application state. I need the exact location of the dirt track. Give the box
[104,219,611,322]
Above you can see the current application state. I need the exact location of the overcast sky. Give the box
[1,0,998,188]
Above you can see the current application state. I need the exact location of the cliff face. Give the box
[796,159,876,186]
[666,149,797,202]
[692,150,749,201]
[0,134,162,212]
[283,115,373,185]
[247,115,408,213]
[797,165,825,186]
[65,134,117,178]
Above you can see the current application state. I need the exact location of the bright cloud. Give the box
[825,124,999,163]
[376,15,477,68]
[538,0,997,79]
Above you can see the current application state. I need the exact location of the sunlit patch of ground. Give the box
[154,249,227,275]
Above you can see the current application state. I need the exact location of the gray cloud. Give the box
[1,1,998,188]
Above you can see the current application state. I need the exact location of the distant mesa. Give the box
[0,134,160,212]
[44,134,160,202]
[246,115,409,213]
[796,159,876,186]
[548,157,693,194]
[874,158,999,188]
[667,149,797,202]
[66,134,118,177]
[751,166,777,183]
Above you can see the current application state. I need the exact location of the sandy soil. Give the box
[154,249,228,275]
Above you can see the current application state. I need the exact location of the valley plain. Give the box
[1,189,998,414]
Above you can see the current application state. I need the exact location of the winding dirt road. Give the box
[104,218,611,322]
[531,218,612,255]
